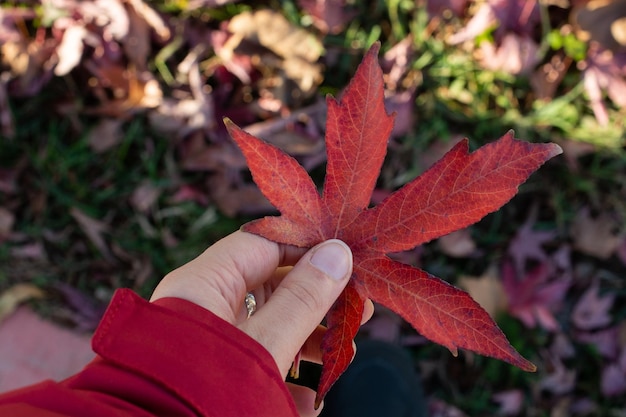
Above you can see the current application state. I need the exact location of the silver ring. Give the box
[244,293,256,319]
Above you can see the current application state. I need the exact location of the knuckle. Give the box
[281,278,325,314]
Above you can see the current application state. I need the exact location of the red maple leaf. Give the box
[225,42,562,407]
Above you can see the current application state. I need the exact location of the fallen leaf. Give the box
[87,118,124,153]
[572,280,615,330]
[130,181,161,213]
[580,44,626,125]
[428,399,469,417]
[0,284,45,322]
[54,282,107,332]
[479,32,539,75]
[507,203,556,276]
[70,207,112,261]
[571,206,623,259]
[224,9,323,95]
[458,264,507,318]
[124,0,170,71]
[54,25,86,76]
[575,327,619,358]
[227,43,561,406]
[574,0,626,53]
[448,0,540,74]
[438,228,478,258]
[550,333,576,359]
[298,0,356,34]
[492,389,524,416]
[208,177,274,217]
[540,356,576,395]
[0,206,15,241]
[601,361,626,397]
[502,261,569,331]
[361,306,403,342]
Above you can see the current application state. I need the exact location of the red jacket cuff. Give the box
[91,289,298,417]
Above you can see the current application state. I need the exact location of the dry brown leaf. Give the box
[227,10,321,62]
[458,264,508,318]
[130,181,161,213]
[0,283,45,323]
[208,178,273,217]
[87,118,124,153]
[126,0,171,42]
[224,10,323,95]
[70,207,112,260]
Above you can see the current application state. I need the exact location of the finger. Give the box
[299,325,326,364]
[286,383,322,417]
[150,231,306,322]
[241,240,353,376]
[362,299,375,324]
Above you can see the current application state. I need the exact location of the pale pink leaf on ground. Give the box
[479,33,539,75]
[601,363,626,397]
[87,119,124,153]
[550,333,576,359]
[428,399,469,417]
[539,356,576,395]
[447,2,495,44]
[572,281,615,330]
[130,181,161,213]
[581,45,626,125]
[382,37,414,91]
[575,327,619,359]
[10,242,46,260]
[492,389,524,416]
[507,205,556,276]
[570,398,598,415]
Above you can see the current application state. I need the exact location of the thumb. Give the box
[242,239,353,376]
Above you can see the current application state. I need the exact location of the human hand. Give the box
[150,230,373,416]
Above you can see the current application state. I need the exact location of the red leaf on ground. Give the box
[502,261,570,332]
[226,42,561,406]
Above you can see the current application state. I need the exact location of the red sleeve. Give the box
[0,289,299,417]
